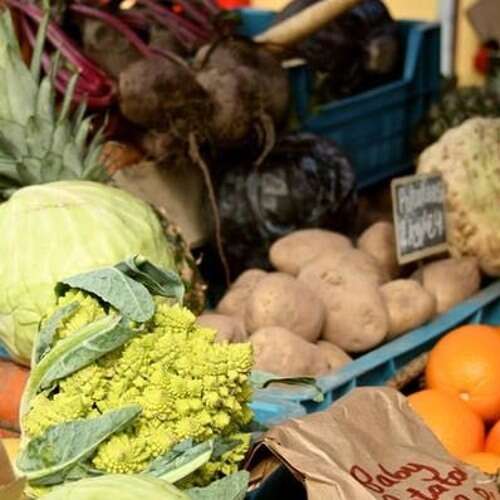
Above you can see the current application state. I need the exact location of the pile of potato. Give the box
[199,223,481,378]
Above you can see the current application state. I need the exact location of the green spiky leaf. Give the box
[0,9,108,198]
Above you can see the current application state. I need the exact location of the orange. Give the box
[485,420,500,454]
[462,452,500,475]
[426,325,500,422]
[407,389,485,458]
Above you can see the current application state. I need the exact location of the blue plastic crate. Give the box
[0,344,9,360]
[250,394,306,426]
[238,9,441,188]
[256,280,500,414]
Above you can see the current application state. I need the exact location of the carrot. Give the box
[254,0,361,47]
[100,141,144,175]
[0,360,29,432]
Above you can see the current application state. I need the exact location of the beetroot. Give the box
[118,55,211,132]
[195,37,290,128]
[195,66,257,148]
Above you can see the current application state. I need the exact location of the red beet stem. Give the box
[19,12,114,108]
[69,3,153,58]
[118,10,149,30]
[138,0,210,40]
[197,0,221,17]
[171,0,212,29]
[9,0,110,80]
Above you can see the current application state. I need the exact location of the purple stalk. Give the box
[146,12,198,45]
[9,0,111,82]
[197,0,221,17]
[118,10,149,30]
[69,3,153,58]
[139,6,202,50]
[168,0,211,29]
[138,0,210,40]
[18,11,115,108]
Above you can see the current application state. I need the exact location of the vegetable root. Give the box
[254,0,362,47]
[118,55,210,131]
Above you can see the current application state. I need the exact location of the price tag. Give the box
[391,173,448,265]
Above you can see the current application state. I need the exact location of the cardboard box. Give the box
[0,442,25,500]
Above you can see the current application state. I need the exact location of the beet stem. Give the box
[69,4,153,58]
[19,13,114,108]
[171,0,212,29]
[21,17,98,93]
[149,46,191,71]
[138,0,210,40]
[197,0,221,17]
[118,10,149,30]
[8,0,111,80]
[141,10,198,51]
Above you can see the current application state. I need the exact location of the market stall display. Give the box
[0,0,500,497]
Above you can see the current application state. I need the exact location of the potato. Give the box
[312,248,389,287]
[216,269,267,318]
[416,257,481,314]
[251,327,329,377]
[316,341,352,372]
[269,229,352,275]
[299,260,388,353]
[380,280,436,339]
[357,222,399,279]
[245,273,325,342]
[197,313,247,343]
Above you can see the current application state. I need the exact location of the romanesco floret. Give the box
[23,294,254,486]
[50,290,106,340]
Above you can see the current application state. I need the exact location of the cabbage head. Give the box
[40,475,189,500]
[0,180,175,365]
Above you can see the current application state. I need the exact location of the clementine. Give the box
[426,325,500,422]
[463,452,500,475]
[407,389,485,458]
[485,420,500,454]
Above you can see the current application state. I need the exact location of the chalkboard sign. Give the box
[391,174,448,264]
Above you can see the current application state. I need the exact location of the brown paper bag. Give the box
[247,388,499,499]
[0,441,25,500]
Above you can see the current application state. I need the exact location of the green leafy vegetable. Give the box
[21,315,136,415]
[116,255,185,303]
[17,405,141,483]
[145,441,213,483]
[57,267,155,322]
[40,474,190,500]
[211,437,243,460]
[32,301,79,365]
[250,371,324,403]
[146,440,214,483]
[187,471,250,500]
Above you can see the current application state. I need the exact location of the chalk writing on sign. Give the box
[391,174,448,264]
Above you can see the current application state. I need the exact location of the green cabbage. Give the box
[40,475,189,500]
[0,180,175,365]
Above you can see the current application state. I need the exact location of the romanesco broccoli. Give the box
[23,291,254,486]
